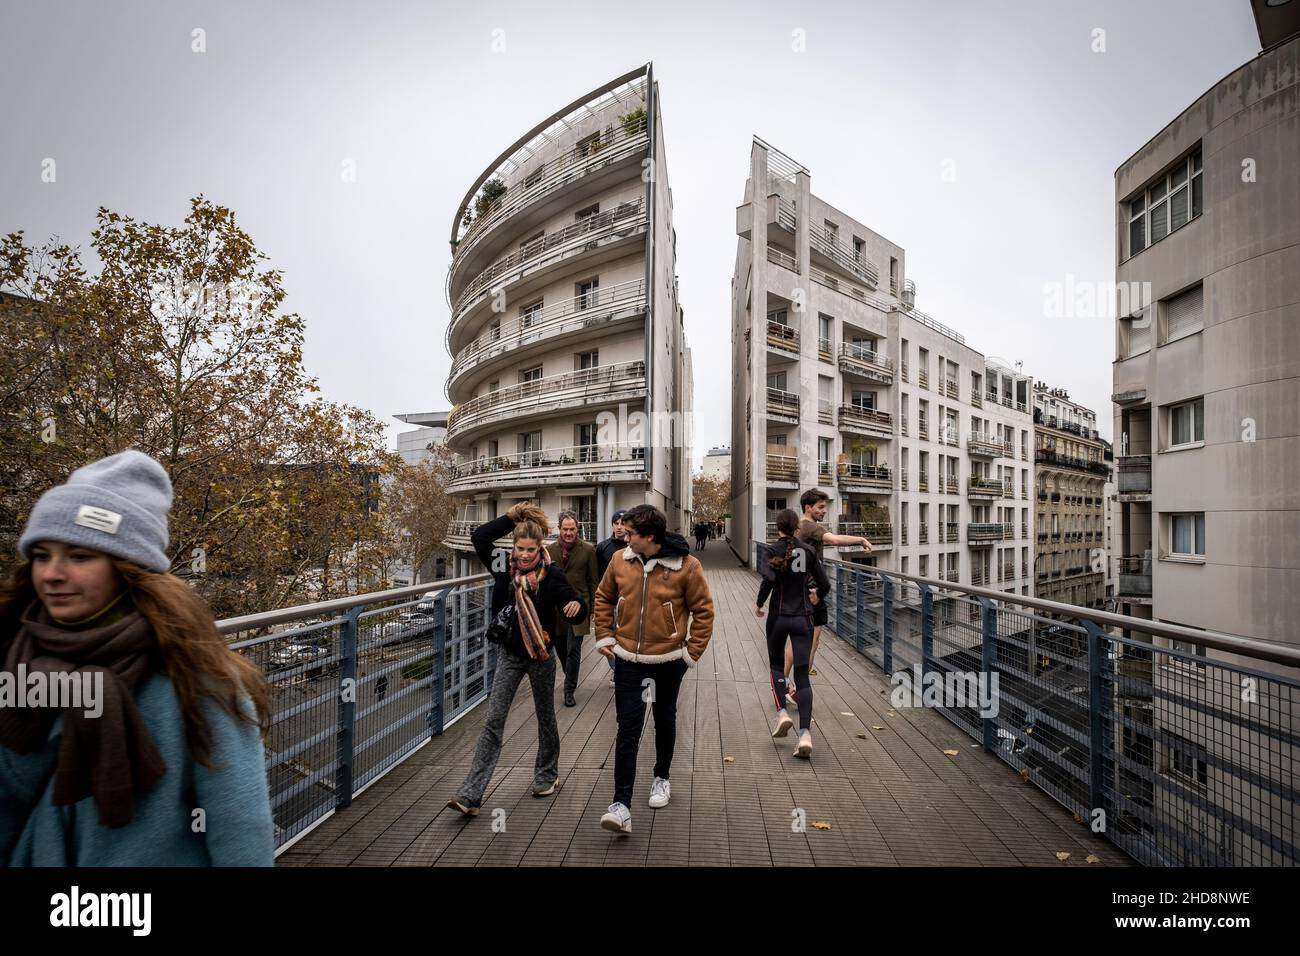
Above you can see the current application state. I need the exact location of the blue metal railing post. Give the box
[979,596,997,754]
[835,562,845,635]
[431,591,448,737]
[920,583,934,678]
[854,566,865,654]
[1085,621,1107,823]
[484,580,497,694]
[336,605,361,809]
[882,573,894,676]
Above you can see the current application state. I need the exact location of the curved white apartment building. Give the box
[443,65,692,571]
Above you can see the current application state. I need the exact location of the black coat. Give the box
[472,514,587,659]
[756,538,830,617]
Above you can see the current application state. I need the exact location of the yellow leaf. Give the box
[840,711,853,716]
[1073,813,1086,825]
[812,821,832,830]
[723,756,735,763]
[855,732,867,739]
[1020,768,1031,782]
[943,749,959,757]
[872,725,885,731]
[1055,851,1071,862]
[1086,854,1101,865]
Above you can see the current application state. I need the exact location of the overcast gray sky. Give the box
[1,0,1262,464]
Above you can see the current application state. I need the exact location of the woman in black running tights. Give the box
[755,509,829,758]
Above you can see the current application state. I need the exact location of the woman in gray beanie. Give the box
[0,450,275,866]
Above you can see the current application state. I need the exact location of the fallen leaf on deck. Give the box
[1072,813,1086,825]
[812,821,832,830]
[1020,768,1031,782]
[856,732,867,739]
[943,749,959,757]
[723,756,735,763]
[1055,851,1071,862]
[1086,854,1101,865]
[872,725,885,731]
[840,711,853,716]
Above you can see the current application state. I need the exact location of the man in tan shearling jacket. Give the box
[592,504,715,834]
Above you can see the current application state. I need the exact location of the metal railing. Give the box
[766,244,799,273]
[1118,554,1153,597]
[968,521,1012,543]
[449,280,645,384]
[971,388,983,408]
[221,573,493,850]
[810,223,879,287]
[939,521,960,543]
[453,197,647,317]
[944,379,959,400]
[446,360,645,441]
[820,559,1300,866]
[767,319,800,353]
[1037,448,1111,477]
[967,434,1005,458]
[1118,455,1152,495]
[818,397,833,424]
[918,416,930,440]
[773,194,797,231]
[767,386,800,417]
[837,520,892,542]
[449,442,646,487]
[837,461,892,488]
[968,476,1004,497]
[918,368,930,390]
[838,342,894,381]
[452,112,648,267]
[838,404,893,434]
[767,451,799,482]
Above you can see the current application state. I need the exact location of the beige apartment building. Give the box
[1109,4,1299,865]
[1032,382,1108,610]
[442,65,692,570]
[730,137,1034,595]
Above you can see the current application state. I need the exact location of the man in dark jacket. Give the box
[546,511,598,707]
[447,504,586,815]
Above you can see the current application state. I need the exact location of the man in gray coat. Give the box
[547,512,599,707]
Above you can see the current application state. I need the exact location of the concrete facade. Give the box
[731,137,1033,594]
[441,65,692,561]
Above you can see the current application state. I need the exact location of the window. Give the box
[524,168,543,189]
[1164,285,1204,343]
[767,370,787,391]
[1168,635,1208,671]
[1126,149,1203,258]
[819,314,833,352]
[818,437,832,472]
[520,229,544,251]
[823,220,839,244]
[1170,513,1206,557]
[518,430,543,467]
[1166,732,1208,786]
[576,350,599,371]
[576,277,599,309]
[853,236,865,262]
[1169,399,1204,447]
[489,319,501,340]
[520,300,543,329]
[768,308,789,326]
[1121,308,1151,358]
[851,389,876,410]
[574,203,600,220]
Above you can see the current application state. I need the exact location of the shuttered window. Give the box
[1165,285,1203,341]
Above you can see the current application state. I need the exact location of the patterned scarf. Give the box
[510,548,552,660]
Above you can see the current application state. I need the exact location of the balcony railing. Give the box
[945,475,959,494]
[900,468,909,491]
[838,404,893,435]
[454,197,647,319]
[767,450,799,482]
[837,462,892,490]
[943,379,958,400]
[818,336,832,362]
[767,387,800,418]
[766,319,800,354]
[918,474,930,492]
[939,521,960,543]
[1117,554,1153,597]
[900,413,909,437]
[1118,455,1152,495]
[766,244,799,273]
[810,223,879,287]
[968,522,1011,543]
[449,442,646,487]
[774,195,797,232]
[972,567,987,587]
[971,388,983,408]
[449,279,646,387]
[967,434,1004,458]
[968,476,1003,497]
[453,111,649,266]
[901,360,909,382]
[918,369,929,390]
[817,398,833,424]
[917,416,929,441]
[919,525,929,543]
[1036,448,1111,477]
[836,521,892,543]
[446,360,645,442]
[838,342,894,383]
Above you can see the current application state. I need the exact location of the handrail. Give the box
[448,360,645,435]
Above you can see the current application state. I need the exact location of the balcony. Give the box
[836,462,892,491]
[972,566,987,587]
[818,463,833,485]
[773,194,797,233]
[918,368,929,390]
[837,404,893,438]
[943,379,958,400]
[451,110,649,279]
[767,387,800,421]
[836,521,892,548]
[766,244,799,274]
[448,279,646,398]
[938,521,960,544]
[809,223,879,287]
[900,468,909,491]
[1117,455,1152,498]
[967,434,1004,459]
[970,388,983,409]
[451,197,647,330]
[766,320,800,356]
[446,360,646,445]
[900,526,908,546]
[918,474,930,492]
[968,522,1011,545]
[900,278,916,309]
[1035,448,1110,478]
[919,525,929,544]
[1021,562,1029,578]
[900,413,909,437]
[945,475,958,494]
[941,568,959,584]
[818,336,832,363]
[838,342,894,384]
[447,442,646,495]
[967,476,1003,499]
[766,447,799,484]
[1020,523,1028,538]
[901,360,909,383]
[817,398,833,424]
[917,416,930,441]
[1118,555,1152,600]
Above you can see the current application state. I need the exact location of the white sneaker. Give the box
[600,802,632,834]
[772,710,794,738]
[795,730,813,759]
[648,777,671,808]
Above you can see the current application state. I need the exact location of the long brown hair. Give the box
[0,560,270,769]
[768,509,802,572]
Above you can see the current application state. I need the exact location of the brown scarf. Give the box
[510,550,551,660]
[0,599,167,828]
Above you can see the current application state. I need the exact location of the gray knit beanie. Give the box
[18,450,173,572]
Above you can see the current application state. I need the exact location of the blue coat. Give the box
[0,672,275,866]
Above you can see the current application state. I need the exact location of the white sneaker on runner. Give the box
[772,710,794,738]
[795,730,813,759]
[600,802,632,834]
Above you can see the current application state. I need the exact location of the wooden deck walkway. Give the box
[277,543,1130,867]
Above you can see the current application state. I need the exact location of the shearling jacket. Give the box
[592,532,715,666]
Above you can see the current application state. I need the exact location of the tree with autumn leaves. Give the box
[0,197,451,619]
[691,473,731,526]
